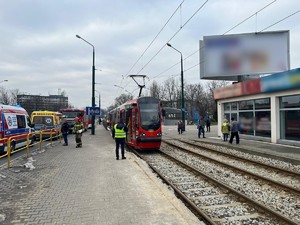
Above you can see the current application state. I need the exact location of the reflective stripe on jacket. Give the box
[114,124,126,138]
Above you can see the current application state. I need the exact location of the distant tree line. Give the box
[108,78,228,122]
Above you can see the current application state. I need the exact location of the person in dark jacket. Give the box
[177,120,183,134]
[206,116,211,132]
[229,117,240,144]
[112,119,128,160]
[198,117,206,138]
[61,119,70,146]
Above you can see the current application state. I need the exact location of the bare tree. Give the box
[148,81,161,99]
[114,93,133,107]
[185,83,204,122]
[0,87,10,104]
[205,80,229,120]
[161,78,180,108]
[9,89,20,105]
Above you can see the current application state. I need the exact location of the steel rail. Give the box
[158,147,298,225]
[163,139,300,194]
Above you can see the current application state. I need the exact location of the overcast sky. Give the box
[1,0,299,109]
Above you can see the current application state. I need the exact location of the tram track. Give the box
[163,139,300,192]
[129,146,298,225]
[162,139,300,223]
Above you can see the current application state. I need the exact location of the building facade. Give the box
[214,68,300,146]
[17,94,68,115]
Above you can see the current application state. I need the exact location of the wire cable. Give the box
[152,0,279,81]
[259,9,300,32]
[135,0,209,75]
[223,0,277,35]
[125,0,185,77]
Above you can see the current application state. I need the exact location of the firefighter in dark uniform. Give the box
[73,117,84,148]
[112,119,128,160]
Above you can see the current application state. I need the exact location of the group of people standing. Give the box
[177,115,240,144]
[60,117,128,160]
[61,117,84,148]
[221,117,240,144]
[198,116,211,138]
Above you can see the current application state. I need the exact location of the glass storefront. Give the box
[280,95,300,141]
[255,111,271,137]
[224,98,271,137]
[239,112,254,135]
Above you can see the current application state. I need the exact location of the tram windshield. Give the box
[139,103,160,130]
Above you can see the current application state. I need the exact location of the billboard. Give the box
[200,30,290,81]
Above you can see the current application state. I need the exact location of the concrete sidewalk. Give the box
[0,125,203,225]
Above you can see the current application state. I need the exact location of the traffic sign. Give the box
[86,107,100,116]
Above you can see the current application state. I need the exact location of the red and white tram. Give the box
[109,96,162,150]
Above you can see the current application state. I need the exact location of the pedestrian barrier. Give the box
[0,129,61,168]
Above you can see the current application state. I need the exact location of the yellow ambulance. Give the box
[31,111,63,139]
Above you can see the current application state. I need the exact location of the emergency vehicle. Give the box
[0,104,35,154]
[59,108,88,133]
[31,111,63,139]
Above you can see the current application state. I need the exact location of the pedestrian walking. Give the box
[112,119,128,160]
[197,117,206,138]
[206,116,211,132]
[73,117,84,148]
[177,120,183,134]
[221,119,230,141]
[229,117,240,144]
[61,118,70,146]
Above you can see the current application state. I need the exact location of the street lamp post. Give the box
[76,35,96,135]
[166,43,185,131]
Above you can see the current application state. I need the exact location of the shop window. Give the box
[224,113,230,121]
[280,110,300,141]
[255,98,270,110]
[231,102,237,110]
[280,95,300,109]
[239,112,254,135]
[255,111,271,137]
[224,103,230,111]
[239,100,253,110]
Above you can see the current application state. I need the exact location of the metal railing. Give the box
[0,129,61,168]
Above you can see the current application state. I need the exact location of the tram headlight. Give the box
[156,132,162,136]
[136,131,146,136]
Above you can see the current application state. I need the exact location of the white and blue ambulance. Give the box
[0,104,35,154]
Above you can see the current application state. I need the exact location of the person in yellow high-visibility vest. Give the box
[112,119,128,160]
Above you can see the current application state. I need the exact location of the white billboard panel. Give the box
[200,30,290,81]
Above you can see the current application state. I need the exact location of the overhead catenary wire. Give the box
[121,0,209,94]
[259,9,300,32]
[223,0,277,35]
[116,0,186,99]
[124,0,185,77]
[116,1,299,102]
[151,0,282,82]
[135,0,209,76]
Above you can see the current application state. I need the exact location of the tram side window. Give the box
[17,115,26,129]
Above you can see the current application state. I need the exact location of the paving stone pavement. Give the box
[0,125,204,225]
